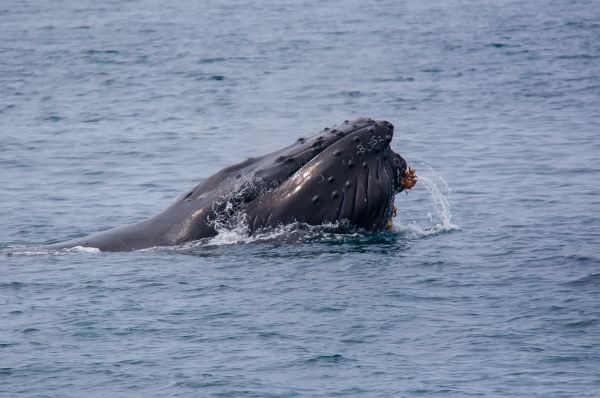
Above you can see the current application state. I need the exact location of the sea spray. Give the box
[394,163,459,238]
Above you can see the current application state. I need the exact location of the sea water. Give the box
[1,0,599,396]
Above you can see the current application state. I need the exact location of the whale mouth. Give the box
[236,118,413,231]
[266,118,407,191]
[181,118,413,234]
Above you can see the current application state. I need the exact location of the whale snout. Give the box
[331,119,412,193]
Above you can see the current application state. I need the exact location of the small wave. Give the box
[562,273,600,287]
[0,281,25,289]
[297,354,355,366]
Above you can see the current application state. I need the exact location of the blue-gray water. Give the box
[2,0,599,396]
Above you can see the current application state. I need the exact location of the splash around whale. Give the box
[49,118,417,251]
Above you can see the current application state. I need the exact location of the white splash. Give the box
[394,162,459,239]
[69,245,101,253]
[3,244,101,256]
[204,214,316,247]
[198,205,352,247]
[205,210,253,246]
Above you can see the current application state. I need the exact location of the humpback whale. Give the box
[50,118,417,251]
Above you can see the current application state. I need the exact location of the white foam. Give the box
[2,244,101,256]
[69,245,101,253]
[205,211,253,246]
[204,216,328,247]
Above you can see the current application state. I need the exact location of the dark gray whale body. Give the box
[51,118,417,251]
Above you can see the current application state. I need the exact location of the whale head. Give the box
[233,118,415,232]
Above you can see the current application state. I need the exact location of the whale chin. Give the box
[48,118,415,251]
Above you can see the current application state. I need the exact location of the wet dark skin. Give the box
[50,118,416,251]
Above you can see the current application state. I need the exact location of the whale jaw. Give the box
[241,118,409,232]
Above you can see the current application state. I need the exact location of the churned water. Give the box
[1,0,599,396]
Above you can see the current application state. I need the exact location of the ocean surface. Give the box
[1,0,599,396]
